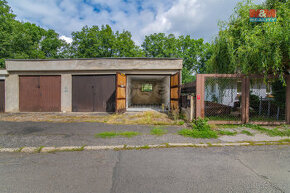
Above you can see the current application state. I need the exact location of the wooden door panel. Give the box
[19,76,41,112]
[116,73,126,112]
[0,80,5,112]
[40,76,61,112]
[170,72,180,110]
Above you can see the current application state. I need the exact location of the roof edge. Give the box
[5,57,183,62]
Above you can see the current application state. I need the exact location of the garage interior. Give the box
[126,75,170,111]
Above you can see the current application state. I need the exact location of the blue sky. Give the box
[7,0,265,45]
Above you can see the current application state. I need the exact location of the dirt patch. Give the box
[0,111,182,125]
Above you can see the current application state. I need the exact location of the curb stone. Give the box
[0,141,289,153]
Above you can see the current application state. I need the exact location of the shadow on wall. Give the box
[106,91,116,112]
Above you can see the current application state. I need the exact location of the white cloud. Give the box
[60,35,73,44]
[7,0,247,45]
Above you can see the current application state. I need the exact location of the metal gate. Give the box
[19,76,61,112]
[72,75,116,112]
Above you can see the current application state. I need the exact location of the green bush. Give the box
[178,118,218,138]
[191,118,211,131]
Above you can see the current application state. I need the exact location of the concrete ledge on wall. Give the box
[0,70,8,80]
[6,58,183,72]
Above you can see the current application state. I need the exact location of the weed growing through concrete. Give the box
[35,146,44,153]
[95,131,140,138]
[178,118,218,139]
[178,120,185,125]
[178,129,218,138]
[16,147,25,152]
[241,130,254,136]
[150,126,168,136]
[218,130,237,136]
[136,145,150,150]
[278,139,290,142]
[216,124,242,129]
[245,124,290,137]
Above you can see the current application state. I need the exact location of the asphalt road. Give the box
[0,121,220,147]
[0,145,289,193]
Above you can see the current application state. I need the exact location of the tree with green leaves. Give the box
[142,33,208,83]
[206,0,289,81]
[71,25,143,58]
[0,0,67,68]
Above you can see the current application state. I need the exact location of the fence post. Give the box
[286,74,290,124]
[195,74,204,119]
[242,76,250,124]
[190,95,194,121]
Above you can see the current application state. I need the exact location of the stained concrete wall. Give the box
[61,74,72,112]
[6,58,183,71]
[5,74,19,112]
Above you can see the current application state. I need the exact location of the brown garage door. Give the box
[72,75,116,112]
[19,76,61,112]
[0,80,4,112]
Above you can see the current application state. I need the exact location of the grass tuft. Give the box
[35,146,44,153]
[150,127,168,136]
[278,139,290,142]
[218,130,237,136]
[241,130,254,136]
[178,128,218,139]
[95,131,140,138]
[178,120,185,125]
[245,124,290,137]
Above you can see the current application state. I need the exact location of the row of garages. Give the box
[17,75,116,112]
[0,58,182,113]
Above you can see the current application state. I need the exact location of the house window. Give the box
[141,84,153,92]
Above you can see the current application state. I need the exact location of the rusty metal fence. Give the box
[204,77,242,121]
[195,74,290,125]
[249,76,286,123]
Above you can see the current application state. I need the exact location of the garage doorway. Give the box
[19,76,61,112]
[126,75,170,111]
[72,75,116,112]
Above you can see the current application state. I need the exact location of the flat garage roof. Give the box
[5,58,183,72]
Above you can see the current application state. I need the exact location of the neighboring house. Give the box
[0,58,182,113]
[182,79,271,107]
[204,79,270,107]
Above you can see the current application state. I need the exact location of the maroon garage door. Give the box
[72,75,116,112]
[19,76,61,112]
[0,80,4,112]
